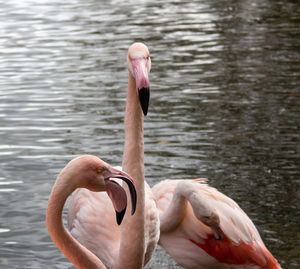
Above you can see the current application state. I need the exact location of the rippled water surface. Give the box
[0,0,299,268]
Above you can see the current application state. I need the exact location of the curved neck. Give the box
[46,179,105,269]
[118,73,145,268]
[159,189,188,233]
[160,181,212,233]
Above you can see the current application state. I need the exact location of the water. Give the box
[0,0,299,268]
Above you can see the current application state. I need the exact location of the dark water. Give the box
[0,0,299,268]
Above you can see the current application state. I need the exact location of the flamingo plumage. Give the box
[152,179,281,269]
[67,42,159,268]
[46,155,137,268]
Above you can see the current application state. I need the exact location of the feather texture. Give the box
[152,179,281,269]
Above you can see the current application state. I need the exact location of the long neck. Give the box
[123,75,144,184]
[159,181,212,233]
[118,74,145,268]
[46,179,105,269]
[159,188,188,233]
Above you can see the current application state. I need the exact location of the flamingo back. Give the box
[152,179,281,269]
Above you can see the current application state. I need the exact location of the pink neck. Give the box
[122,74,144,179]
[118,73,145,268]
[159,189,187,233]
[46,180,105,269]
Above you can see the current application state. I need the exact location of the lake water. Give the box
[0,0,299,268]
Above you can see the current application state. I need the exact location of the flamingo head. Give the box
[199,212,225,240]
[127,42,151,116]
[61,155,137,225]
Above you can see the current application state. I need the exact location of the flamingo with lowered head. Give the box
[152,178,281,269]
[66,42,159,268]
[46,155,137,268]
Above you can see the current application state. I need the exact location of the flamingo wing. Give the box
[191,180,277,267]
[144,183,160,264]
[153,179,280,269]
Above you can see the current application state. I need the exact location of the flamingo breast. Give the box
[68,179,160,267]
[68,188,120,268]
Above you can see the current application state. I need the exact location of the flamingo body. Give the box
[152,179,281,269]
[68,178,159,268]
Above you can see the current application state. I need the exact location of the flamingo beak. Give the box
[131,58,150,116]
[138,87,150,116]
[103,167,137,225]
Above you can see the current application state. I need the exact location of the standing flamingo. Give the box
[152,178,281,269]
[120,42,159,266]
[46,155,137,268]
[67,42,159,268]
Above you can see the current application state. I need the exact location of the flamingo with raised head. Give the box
[152,178,281,269]
[46,155,137,268]
[121,42,159,266]
[66,42,159,268]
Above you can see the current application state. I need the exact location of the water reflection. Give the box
[0,0,299,268]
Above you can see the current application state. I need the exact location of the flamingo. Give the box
[66,42,159,268]
[46,155,137,268]
[152,178,281,269]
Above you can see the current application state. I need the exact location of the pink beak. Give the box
[131,58,150,116]
[103,167,137,225]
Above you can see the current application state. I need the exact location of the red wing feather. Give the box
[190,235,280,268]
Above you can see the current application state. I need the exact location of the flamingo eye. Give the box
[98,167,104,174]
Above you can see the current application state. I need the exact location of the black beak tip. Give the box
[116,207,126,225]
[114,175,137,216]
[131,191,137,215]
[138,87,150,116]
